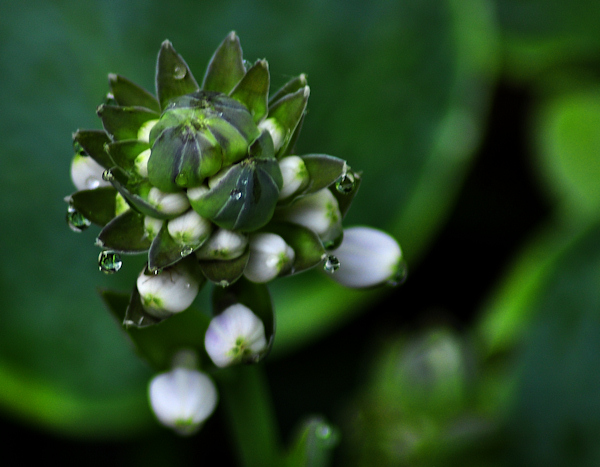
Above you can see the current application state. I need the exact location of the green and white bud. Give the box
[328,226,403,288]
[204,303,267,367]
[195,228,248,260]
[136,263,200,317]
[144,216,164,241]
[167,210,212,247]
[70,153,112,191]
[244,233,295,283]
[258,117,285,152]
[148,351,217,436]
[279,188,342,244]
[134,148,152,178]
[278,156,309,200]
[148,187,190,216]
[137,119,159,143]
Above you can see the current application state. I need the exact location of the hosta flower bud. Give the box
[195,228,248,260]
[167,210,212,247]
[148,187,190,216]
[258,118,285,152]
[144,216,164,241]
[328,226,403,288]
[278,156,309,200]
[149,354,217,435]
[137,119,159,143]
[136,263,200,317]
[70,152,112,191]
[279,188,342,244]
[134,148,151,178]
[244,233,294,283]
[204,303,267,367]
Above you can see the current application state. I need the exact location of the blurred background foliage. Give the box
[1,0,600,465]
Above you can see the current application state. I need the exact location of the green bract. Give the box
[66,32,364,364]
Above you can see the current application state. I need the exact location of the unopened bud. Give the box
[278,156,309,200]
[167,210,212,247]
[71,153,112,191]
[148,187,190,216]
[195,228,248,260]
[244,233,294,283]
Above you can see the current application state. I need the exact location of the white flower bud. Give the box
[279,188,342,243]
[149,362,217,436]
[167,210,212,247]
[144,216,164,241]
[148,187,190,216]
[278,156,309,200]
[243,233,295,283]
[136,263,200,317]
[195,229,248,260]
[186,185,210,202]
[328,226,403,288]
[134,148,151,178]
[204,304,268,368]
[137,119,159,143]
[258,117,285,151]
[70,153,112,191]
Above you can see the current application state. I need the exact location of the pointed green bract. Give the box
[190,158,282,232]
[96,210,152,253]
[299,154,347,196]
[269,74,308,105]
[267,86,309,157]
[67,186,118,226]
[198,249,250,286]
[230,60,270,123]
[108,74,160,112]
[202,31,246,94]
[72,130,114,168]
[97,105,159,142]
[106,140,150,175]
[155,40,199,110]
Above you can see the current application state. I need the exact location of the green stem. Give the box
[216,364,282,467]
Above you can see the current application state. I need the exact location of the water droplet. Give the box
[335,172,355,194]
[180,246,194,257]
[173,65,187,80]
[152,268,163,276]
[230,189,243,200]
[218,280,230,288]
[102,169,114,182]
[323,255,340,274]
[175,173,188,187]
[66,206,91,232]
[103,92,117,106]
[387,260,408,286]
[98,251,123,274]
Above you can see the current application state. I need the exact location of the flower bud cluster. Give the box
[66,32,404,434]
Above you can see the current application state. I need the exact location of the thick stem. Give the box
[216,364,281,467]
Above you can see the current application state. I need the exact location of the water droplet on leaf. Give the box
[66,206,91,232]
[387,260,408,286]
[230,189,243,200]
[173,65,187,80]
[335,172,355,194]
[218,280,230,288]
[180,246,194,257]
[98,251,123,274]
[323,255,340,274]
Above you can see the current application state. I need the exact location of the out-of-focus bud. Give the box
[204,303,268,367]
[167,210,212,248]
[148,350,217,436]
[136,263,200,317]
[328,226,404,288]
[144,216,164,241]
[134,148,152,178]
[243,233,294,283]
[279,188,342,244]
[278,156,309,200]
[195,228,248,260]
[70,152,112,191]
[137,119,158,143]
[147,187,190,216]
[258,118,285,152]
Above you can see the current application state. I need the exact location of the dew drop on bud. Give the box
[98,250,123,274]
[180,246,194,257]
[66,205,91,232]
[387,260,408,287]
[173,65,187,80]
[218,280,230,288]
[335,172,355,194]
[152,268,163,276]
[230,189,243,200]
[102,169,114,182]
[323,254,340,274]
